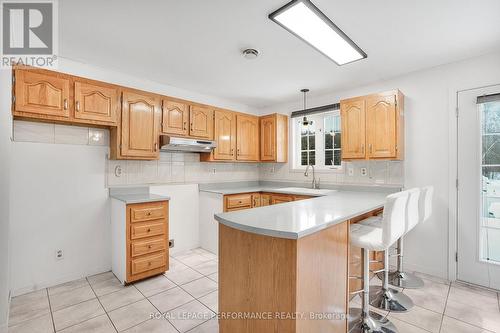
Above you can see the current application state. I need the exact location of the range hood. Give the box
[159,135,217,153]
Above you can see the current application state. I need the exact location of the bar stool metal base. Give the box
[387,271,424,289]
[348,308,398,333]
[369,286,414,312]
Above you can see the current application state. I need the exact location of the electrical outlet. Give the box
[348,168,354,176]
[55,249,64,260]
[360,168,368,176]
[212,168,216,174]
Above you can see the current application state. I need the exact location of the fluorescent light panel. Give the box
[269,0,367,65]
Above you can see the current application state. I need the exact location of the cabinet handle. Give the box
[237,148,240,156]
[154,143,158,151]
[190,122,193,131]
[361,144,365,154]
[369,144,373,154]
[63,99,68,110]
[231,148,234,156]
[183,121,187,130]
[75,101,80,112]
[148,245,152,249]
[146,212,152,216]
[147,228,151,232]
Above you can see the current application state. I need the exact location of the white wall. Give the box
[8,58,260,296]
[150,184,201,255]
[0,69,13,331]
[259,51,500,279]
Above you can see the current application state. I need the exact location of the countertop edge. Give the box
[215,202,385,239]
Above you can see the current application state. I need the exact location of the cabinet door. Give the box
[251,193,261,208]
[271,194,293,205]
[14,70,70,118]
[261,194,271,206]
[189,105,213,139]
[121,90,160,159]
[340,98,366,159]
[236,114,259,161]
[260,115,276,161]
[74,81,118,124]
[162,99,189,136]
[213,109,236,160]
[366,94,397,159]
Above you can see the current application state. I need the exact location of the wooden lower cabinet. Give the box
[223,192,312,212]
[219,221,348,332]
[111,199,169,284]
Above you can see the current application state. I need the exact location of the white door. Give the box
[458,85,500,289]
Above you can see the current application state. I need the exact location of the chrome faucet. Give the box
[304,164,320,189]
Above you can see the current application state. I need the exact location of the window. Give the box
[293,111,342,170]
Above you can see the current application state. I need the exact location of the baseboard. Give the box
[11,265,111,297]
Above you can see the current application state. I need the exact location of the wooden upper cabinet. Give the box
[162,99,189,136]
[341,90,404,161]
[366,93,397,159]
[260,113,288,163]
[14,69,70,118]
[340,97,366,159]
[236,114,259,161]
[74,81,118,125]
[189,105,213,139]
[120,90,161,159]
[213,109,236,160]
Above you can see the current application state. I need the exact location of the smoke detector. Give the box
[242,48,259,59]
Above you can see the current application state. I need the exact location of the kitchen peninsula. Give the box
[214,190,391,333]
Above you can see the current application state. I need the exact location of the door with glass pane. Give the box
[458,85,500,289]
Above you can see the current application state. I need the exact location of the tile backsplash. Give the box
[13,120,403,187]
[259,160,404,186]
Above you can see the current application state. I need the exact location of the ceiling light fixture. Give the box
[269,0,367,65]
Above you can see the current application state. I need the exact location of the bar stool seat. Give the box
[349,191,410,333]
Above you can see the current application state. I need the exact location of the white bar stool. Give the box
[387,186,434,289]
[348,191,409,333]
[368,188,419,312]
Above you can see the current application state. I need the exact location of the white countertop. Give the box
[214,190,389,239]
[110,193,170,204]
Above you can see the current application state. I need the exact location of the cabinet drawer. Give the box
[131,252,166,275]
[131,237,166,257]
[225,194,252,210]
[130,203,166,223]
[130,221,165,240]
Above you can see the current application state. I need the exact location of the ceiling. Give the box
[59,0,500,108]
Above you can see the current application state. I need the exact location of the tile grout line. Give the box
[130,283,181,333]
[86,276,119,333]
[45,288,57,333]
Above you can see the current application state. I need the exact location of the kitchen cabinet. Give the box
[161,99,189,136]
[213,109,236,160]
[14,69,70,119]
[271,194,294,205]
[115,90,161,159]
[260,193,272,206]
[111,199,169,284]
[340,90,404,161]
[236,114,259,161]
[190,105,214,139]
[223,192,312,212]
[74,81,118,125]
[340,96,366,159]
[260,113,288,163]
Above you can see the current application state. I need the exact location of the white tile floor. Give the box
[8,248,500,332]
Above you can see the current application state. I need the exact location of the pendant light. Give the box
[300,88,313,125]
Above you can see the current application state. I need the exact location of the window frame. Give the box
[290,110,343,173]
